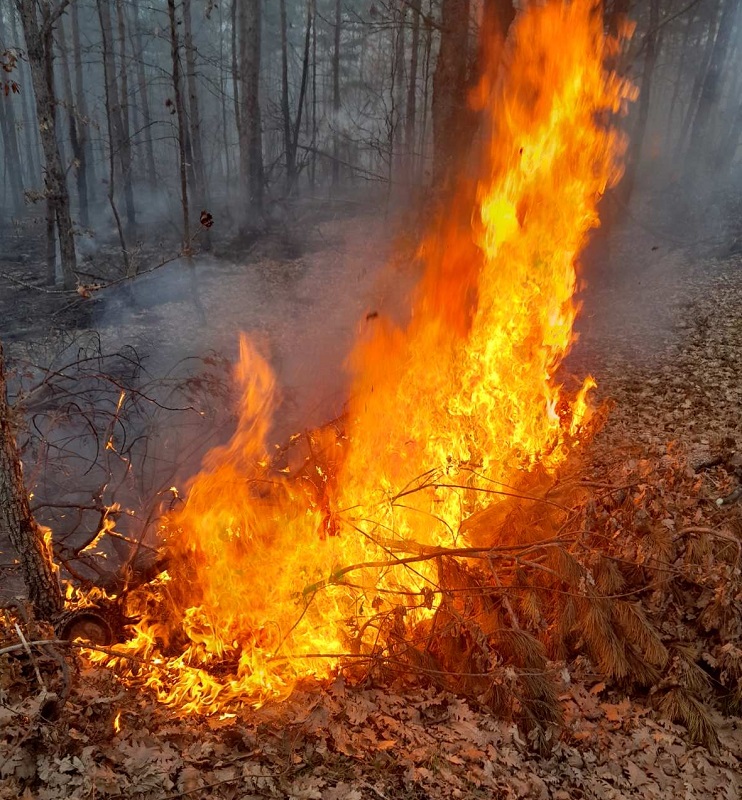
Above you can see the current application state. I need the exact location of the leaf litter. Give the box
[3,231,742,798]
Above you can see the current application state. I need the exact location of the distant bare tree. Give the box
[15,0,77,289]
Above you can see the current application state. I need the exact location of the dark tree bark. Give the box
[97,0,135,232]
[167,0,191,251]
[239,0,264,216]
[16,0,77,290]
[279,0,294,188]
[290,0,313,193]
[70,0,95,205]
[432,0,514,188]
[56,16,89,227]
[97,0,131,274]
[0,89,25,213]
[390,0,406,183]
[231,0,241,152]
[310,0,317,190]
[432,0,470,186]
[8,4,41,187]
[0,341,63,622]
[129,0,157,185]
[405,0,421,179]
[183,0,210,249]
[332,0,341,188]
[619,0,661,206]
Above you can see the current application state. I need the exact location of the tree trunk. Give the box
[332,0,341,188]
[56,16,89,227]
[432,0,471,187]
[391,1,406,183]
[664,6,697,153]
[183,0,210,250]
[8,3,41,187]
[675,0,721,159]
[619,0,660,206]
[239,0,263,218]
[279,0,294,188]
[97,0,131,273]
[0,85,25,213]
[17,0,77,290]
[129,0,157,185]
[97,0,135,233]
[405,0,421,181]
[168,0,191,252]
[218,0,232,180]
[290,0,313,194]
[432,0,514,189]
[0,340,63,622]
[310,0,317,191]
[114,0,135,229]
[686,0,737,173]
[231,0,241,149]
[70,0,95,207]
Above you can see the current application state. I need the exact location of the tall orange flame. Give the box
[101,0,634,713]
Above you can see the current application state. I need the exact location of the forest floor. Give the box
[2,206,742,798]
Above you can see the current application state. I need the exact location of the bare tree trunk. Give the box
[686,0,736,171]
[391,1,406,184]
[183,0,210,249]
[97,0,131,273]
[0,87,25,213]
[310,0,317,191]
[619,0,660,206]
[8,4,40,187]
[289,0,312,194]
[664,6,697,153]
[418,2,434,179]
[114,0,135,229]
[129,0,157,185]
[97,0,135,233]
[17,0,77,290]
[279,0,294,189]
[168,0,191,251]
[432,0,471,187]
[45,196,56,285]
[0,341,63,622]
[239,0,263,218]
[332,0,341,188]
[231,0,241,150]
[70,0,95,204]
[218,0,231,180]
[56,16,89,227]
[675,1,720,159]
[405,0,421,181]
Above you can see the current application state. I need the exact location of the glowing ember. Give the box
[91,0,634,713]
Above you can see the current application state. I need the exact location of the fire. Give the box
[92,0,633,712]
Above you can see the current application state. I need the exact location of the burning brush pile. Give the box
[70,0,637,726]
[6,0,742,762]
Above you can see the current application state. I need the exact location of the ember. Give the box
[92,0,634,713]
